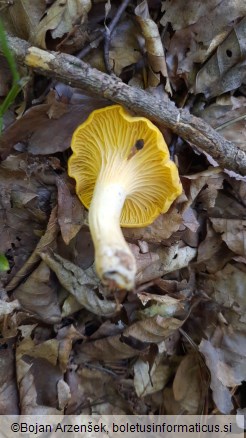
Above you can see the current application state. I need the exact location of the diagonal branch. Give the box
[1,35,246,175]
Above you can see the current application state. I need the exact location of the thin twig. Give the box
[1,35,246,175]
[216,113,246,131]
[77,0,131,74]
[103,0,132,74]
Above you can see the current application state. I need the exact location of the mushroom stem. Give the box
[89,180,136,290]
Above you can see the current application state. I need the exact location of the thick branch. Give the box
[2,35,246,175]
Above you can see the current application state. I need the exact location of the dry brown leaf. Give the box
[182,207,199,233]
[173,354,202,414]
[13,261,61,324]
[57,379,71,410]
[129,243,159,273]
[6,206,58,292]
[161,0,246,82]
[199,339,233,414]
[137,292,185,318]
[210,218,246,257]
[0,154,55,281]
[124,206,182,243]
[66,367,126,414]
[123,315,183,344]
[157,244,197,274]
[134,356,171,397]
[56,324,82,373]
[87,19,142,77]
[57,177,85,245]
[0,299,20,321]
[135,0,171,91]
[1,0,46,41]
[195,17,246,97]
[34,0,91,49]
[196,220,233,273]
[0,341,19,414]
[199,96,246,151]
[183,168,224,209]
[202,263,246,315]
[41,252,119,317]
[135,244,197,285]
[0,89,109,157]
[162,387,182,414]
[16,326,63,414]
[76,334,142,362]
[109,20,142,77]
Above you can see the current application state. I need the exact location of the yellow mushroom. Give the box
[68,105,182,290]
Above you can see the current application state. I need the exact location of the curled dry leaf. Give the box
[123,315,183,344]
[210,218,246,257]
[14,261,61,324]
[34,0,92,49]
[129,243,159,273]
[57,177,85,245]
[56,324,82,373]
[40,252,119,317]
[137,292,185,318]
[161,0,246,82]
[0,299,20,321]
[195,17,246,97]
[108,20,142,77]
[135,0,171,91]
[157,244,197,274]
[134,356,171,397]
[136,244,197,285]
[196,221,233,274]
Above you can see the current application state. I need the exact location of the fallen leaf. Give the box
[0,341,19,414]
[135,0,171,91]
[134,356,171,397]
[123,315,183,344]
[6,206,58,292]
[13,261,61,324]
[34,0,91,49]
[161,0,246,84]
[210,218,246,257]
[199,339,233,414]
[0,299,20,321]
[173,354,203,414]
[57,176,85,245]
[41,251,119,317]
[1,0,46,41]
[124,206,182,243]
[195,17,246,97]
[76,334,142,362]
[137,292,185,318]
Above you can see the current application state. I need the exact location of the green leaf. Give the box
[0,253,10,272]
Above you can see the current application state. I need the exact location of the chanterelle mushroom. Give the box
[68,105,182,290]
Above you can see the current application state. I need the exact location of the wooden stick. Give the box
[2,35,246,175]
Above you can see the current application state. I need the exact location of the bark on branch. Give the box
[2,35,246,175]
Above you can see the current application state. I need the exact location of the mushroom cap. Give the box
[68,105,182,227]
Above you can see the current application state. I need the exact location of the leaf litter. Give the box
[0,0,246,417]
